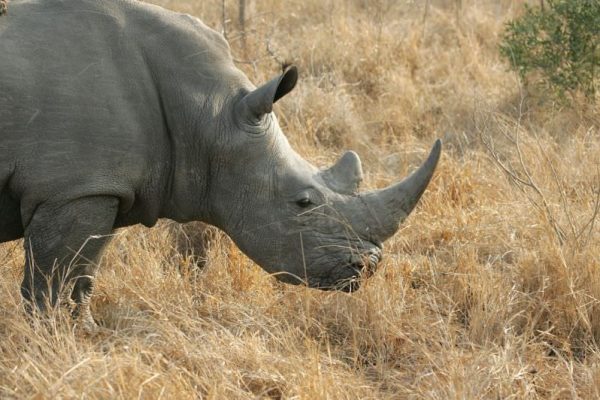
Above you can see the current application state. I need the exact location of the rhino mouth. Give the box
[311,244,382,292]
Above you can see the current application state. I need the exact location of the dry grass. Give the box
[1,0,599,398]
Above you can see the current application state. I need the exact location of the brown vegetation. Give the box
[0,0,598,398]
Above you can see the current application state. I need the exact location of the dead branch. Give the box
[477,95,568,246]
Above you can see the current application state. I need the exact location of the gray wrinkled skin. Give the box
[0,0,441,317]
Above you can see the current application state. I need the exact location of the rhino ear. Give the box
[321,151,364,194]
[240,66,298,122]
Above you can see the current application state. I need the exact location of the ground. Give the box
[0,0,599,398]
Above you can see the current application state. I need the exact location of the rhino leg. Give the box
[21,196,118,324]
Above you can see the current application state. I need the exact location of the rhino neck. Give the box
[153,89,218,224]
[135,69,214,223]
[131,7,253,225]
[153,76,255,225]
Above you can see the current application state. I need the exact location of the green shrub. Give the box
[499,0,600,100]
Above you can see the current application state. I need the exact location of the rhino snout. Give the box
[312,244,383,292]
[349,246,382,276]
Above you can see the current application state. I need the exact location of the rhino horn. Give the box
[362,139,441,241]
[321,151,363,194]
[240,66,298,122]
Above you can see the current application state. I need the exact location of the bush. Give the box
[499,0,600,100]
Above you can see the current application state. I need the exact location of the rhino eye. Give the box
[296,197,312,208]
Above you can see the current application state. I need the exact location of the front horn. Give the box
[361,139,441,241]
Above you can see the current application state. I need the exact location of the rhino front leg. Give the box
[21,196,119,325]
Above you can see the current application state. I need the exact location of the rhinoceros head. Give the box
[209,67,441,291]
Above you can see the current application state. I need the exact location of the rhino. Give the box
[0,0,440,326]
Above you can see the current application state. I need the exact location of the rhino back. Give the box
[0,0,239,228]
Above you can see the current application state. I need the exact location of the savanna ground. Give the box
[1,0,599,398]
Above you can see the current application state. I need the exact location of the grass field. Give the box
[1,0,599,398]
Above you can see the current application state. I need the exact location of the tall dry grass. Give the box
[1,0,599,398]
